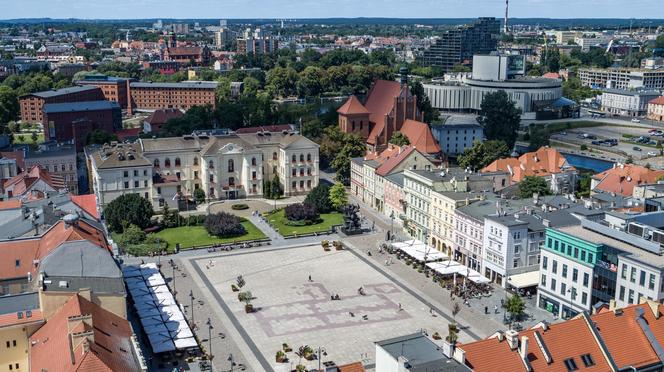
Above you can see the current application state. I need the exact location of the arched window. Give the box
[307,168,312,176]
[175,157,181,167]
[209,174,214,183]
[291,154,296,163]
[193,157,199,166]
[228,159,234,172]
[154,159,160,167]
[272,152,277,160]
[307,153,311,162]
[208,160,214,169]
[251,157,256,166]
[229,177,235,186]
[300,154,304,162]
[164,158,171,167]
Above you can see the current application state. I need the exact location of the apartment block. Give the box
[19,86,104,124]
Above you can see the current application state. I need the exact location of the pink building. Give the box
[383,173,405,222]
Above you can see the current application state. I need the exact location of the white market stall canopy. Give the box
[508,271,540,289]
[426,261,465,275]
[393,240,448,262]
[124,263,197,354]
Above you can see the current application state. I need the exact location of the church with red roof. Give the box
[337,70,441,159]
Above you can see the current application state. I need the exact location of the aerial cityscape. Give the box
[1,2,664,372]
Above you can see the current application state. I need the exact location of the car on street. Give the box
[633,146,642,151]
[632,118,641,123]
[648,151,658,157]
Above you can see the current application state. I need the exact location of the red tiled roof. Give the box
[29,295,137,372]
[0,219,109,281]
[235,124,294,134]
[116,128,142,141]
[167,46,202,56]
[400,120,442,155]
[542,72,561,79]
[0,200,22,210]
[460,302,664,372]
[375,146,417,176]
[70,194,99,220]
[3,165,66,198]
[337,95,370,115]
[0,309,44,328]
[144,108,184,126]
[649,96,664,105]
[482,147,575,183]
[366,80,403,145]
[337,362,366,372]
[592,164,664,196]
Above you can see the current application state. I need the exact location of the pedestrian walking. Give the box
[485,306,488,314]
[494,305,498,314]
[398,303,402,311]
[308,275,312,282]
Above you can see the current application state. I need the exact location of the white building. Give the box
[578,67,664,90]
[600,89,662,117]
[88,132,319,210]
[430,115,484,157]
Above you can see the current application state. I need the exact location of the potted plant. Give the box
[242,291,254,313]
[333,241,343,250]
[276,350,287,363]
[303,345,315,360]
[295,365,306,372]
[283,343,292,352]
[432,331,442,340]
[231,284,239,292]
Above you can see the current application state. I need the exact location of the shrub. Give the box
[105,193,154,233]
[118,224,146,246]
[194,188,206,204]
[204,212,246,238]
[304,184,332,213]
[284,203,319,222]
[231,203,249,210]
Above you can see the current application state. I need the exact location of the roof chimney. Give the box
[519,336,529,360]
[506,329,519,350]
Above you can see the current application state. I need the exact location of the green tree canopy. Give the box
[304,183,332,213]
[506,294,526,323]
[389,132,410,146]
[457,140,510,171]
[104,193,154,233]
[329,183,348,210]
[332,133,366,184]
[0,86,19,127]
[86,129,118,145]
[410,81,437,123]
[478,91,522,149]
[518,176,551,199]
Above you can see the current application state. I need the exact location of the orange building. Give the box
[591,163,664,197]
[127,81,218,113]
[19,86,104,124]
[75,74,131,109]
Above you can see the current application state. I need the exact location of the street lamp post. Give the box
[390,211,395,240]
[228,354,235,372]
[206,318,213,359]
[317,347,328,371]
[189,290,195,327]
[172,265,176,298]
[566,288,577,319]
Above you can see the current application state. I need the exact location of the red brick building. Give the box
[127,81,218,113]
[42,101,121,150]
[19,86,104,124]
[163,46,211,66]
[75,74,131,109]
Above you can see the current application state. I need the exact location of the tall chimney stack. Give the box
[504,0,509,34]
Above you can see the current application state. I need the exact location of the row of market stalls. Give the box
[391,240,490,284]
[123,263,198,354]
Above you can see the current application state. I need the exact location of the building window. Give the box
[561,282,567,295]
[228,177,235,186]
[639,271,646,287]
[542,256,548,270]
[292,168,296,177]
[562,264,567,278]
[124,181,129,189]
[551,278,556,291]
[209,174,214,183]
[552,260,558,274]
[208,160,214,169]
[291,154,296,163]
[228,159,234,172]
[572,268,578,282]
[541,274,546,286]
[621,264,627,279]
[252,171,257,180]
[307,153,311,162]
[157,187,162,194]
[273,152,278,160]
[165,158,171,167]
[628,289,635,304]
[193,157,199,166]
[307,168,312,176]
[299,168,304,176]
[630,267,636,283]
[619,285,626,301]
[134,181,139,188]
[307,180,311,188]
[133,170,138,177]
[292,181,296,189]
[649,274,656,290]
[583,272,589,287]
[154,159,160,167]
[175,157,181,166]
[581,292,588,305]
[123,170,128,178]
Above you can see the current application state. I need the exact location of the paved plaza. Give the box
[187,244,476,371]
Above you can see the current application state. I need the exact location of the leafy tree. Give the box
[0,86,19,126]
[86,129,118,145]
[163,105,215,136]
[284,203,319,222]
[369,49,396,66]
[304,183,332,213]
[389,132,410,146]
[266,66,299,97]
[332,133,366,184]
[527,126,550,151]
[452,64,471,72]
[478,91,522,149]
[194,188,206,204]
[505,294,526,324]
[457,140,510,171]
[118,224,146,246]
[104,193,154,233]
[519,176,551,199]
[446,323,459,344]
[329,183,348,210]
[204,212,246,237]
[297,66,328,97]
[563,77,598,103]
[410,81,437,123]
[270,174,283,199]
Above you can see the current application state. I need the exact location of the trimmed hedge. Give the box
[231,203,249,210]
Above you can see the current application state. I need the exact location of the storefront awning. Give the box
[508,271,540,289]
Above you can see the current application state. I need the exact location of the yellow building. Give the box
[0,293,44,372]
[429,191,481,255]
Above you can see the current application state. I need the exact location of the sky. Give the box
[3,0,664,20]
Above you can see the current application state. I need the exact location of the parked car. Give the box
[631,118,641,123]
[633,146,642,151]
[648,151,658,157]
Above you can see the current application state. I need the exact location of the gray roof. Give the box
[0,292,41,316]
[376,333,470,371]
[436,191,484,201]
[140,135,211,153]
[41,240,122,279]
[42,276,126,294]
[130,81,218,89]
[437,114,481,127]
[385,172,405,187]
[456,197,532,221]
[25,145,76,159]
[90,142,152,169]
[351,157,364,165]
[602,88,662,96]
[26,85,99,99]
[43,100,120,114]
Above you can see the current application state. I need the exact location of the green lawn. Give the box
[152,221,266,250]
[13,132,44,144]
[265,209,344,237]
